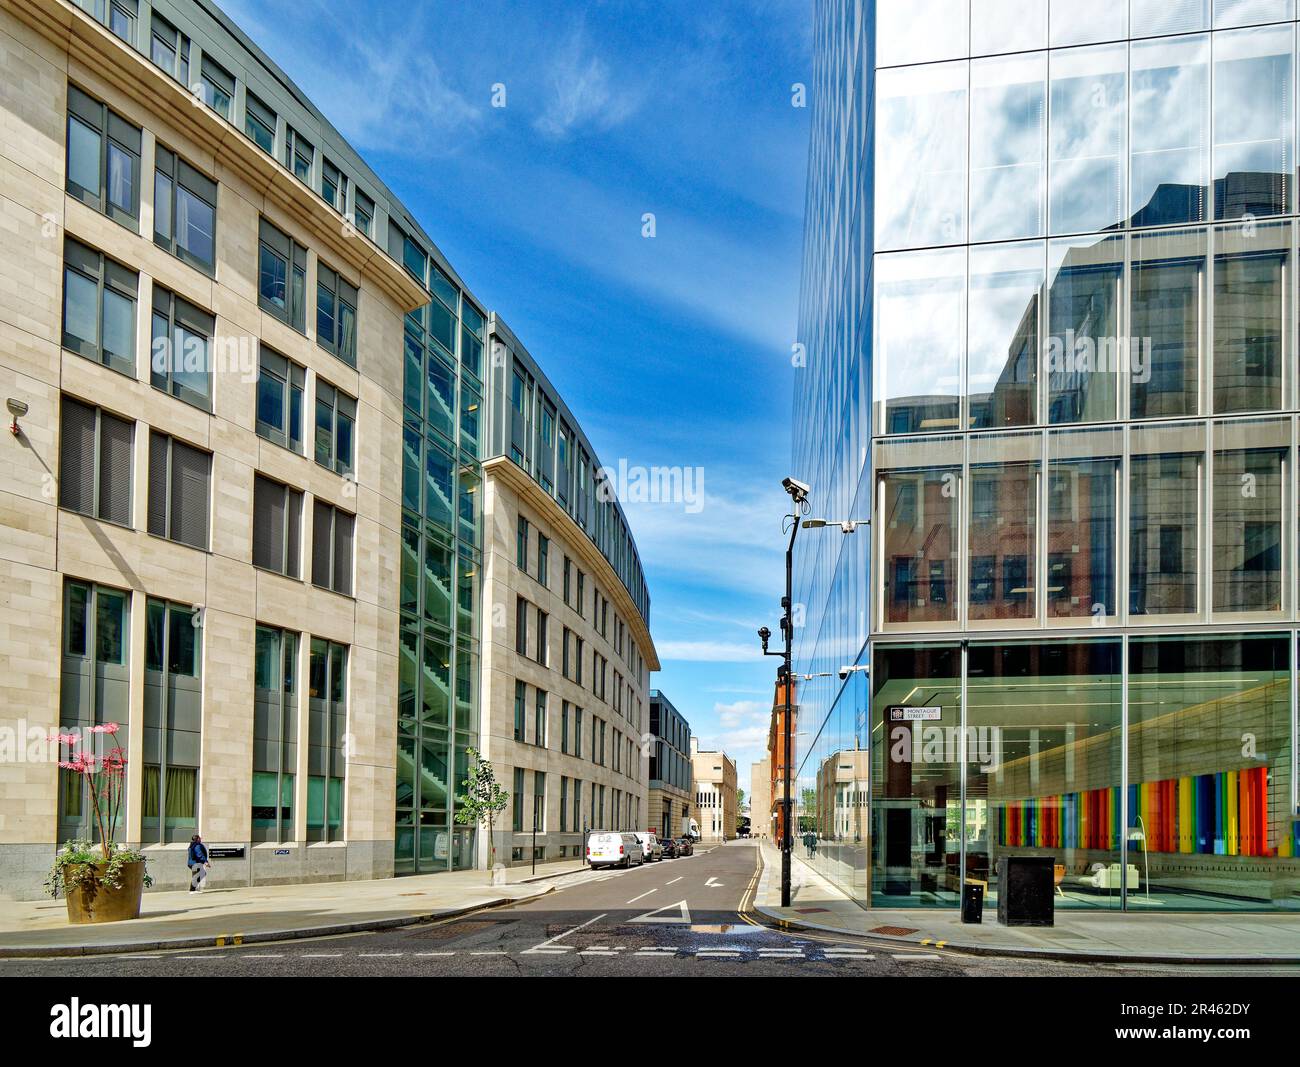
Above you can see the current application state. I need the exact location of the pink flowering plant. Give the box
[45,724,152,897]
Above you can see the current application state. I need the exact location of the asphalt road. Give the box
[4,842,1299,977]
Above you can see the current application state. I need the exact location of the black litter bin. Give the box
[961,880,984,924]
[996,856,1055,926]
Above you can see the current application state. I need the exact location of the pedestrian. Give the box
[188,833,210,892]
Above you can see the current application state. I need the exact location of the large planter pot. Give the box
[63,859,145,924]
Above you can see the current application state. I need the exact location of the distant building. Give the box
[750,758,771,839]
[648,690,692,839]
[690,737,736,842]
[766,675,796,848]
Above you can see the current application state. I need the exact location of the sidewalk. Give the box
[0,858,593,958]
[752,841,1300,964]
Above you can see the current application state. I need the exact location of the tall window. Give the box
[59,396,132,526]
[314,380,356,476]
[244,92,276,155]
[317,263,358,365]
[311,501,355,596]
[147,431,211,550]
[142,599,201,843]
[513,680,526,742]
[320,158,348,214]
[253,626,297,842]
[284,126,313,184]
[154,145,217,274]
[62,238,136,376]
[150,287,213,411]
[537,534,549,587]
[66,85,140,228]
[516,515,529,571]
[515,596,528,655]
[149,13,189,84]
[198,55,235,120]
[307,639,347,842]
[533,771,546,832]
[59,579,130,842]
[536,610,549,666]
[258,218,307,331]
[256,347,304,452]
[535,690,547,748]
[353,190,374,239]
[252,474,302,578]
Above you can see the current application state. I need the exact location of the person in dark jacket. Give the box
[188,834,210,892]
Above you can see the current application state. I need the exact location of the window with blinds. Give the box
[59,396,132,525]
[316,262,358,366]
[150,286,214,411]
[252,474,302,578]
[311,500,354,595]
[314,379,356,475]
[147,431,211,549]
[66,83,141,228]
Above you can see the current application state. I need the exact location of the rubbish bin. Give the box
[996,856,1055,926]
[961,880,984,924]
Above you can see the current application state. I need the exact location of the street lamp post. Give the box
[760,477,870,909]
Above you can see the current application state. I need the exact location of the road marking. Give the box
[301,953,343,959]
[665,876,683,885]
[636,947,677,953]
[523,912,607,954]
[894,953,942,961]
[629,900,692,925]
[705,876,724,887]
[470,951,508,956]
[626,888,657,904]
[175,956,218,960]
[241,954,284,959]
[359,953,403,958]
[414,952,457,957]
[823,951,875,959]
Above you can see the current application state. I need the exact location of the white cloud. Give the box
[534,29,640,139]
[715,700,767,729]
[657,640,762,663]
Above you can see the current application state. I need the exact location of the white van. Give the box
[632,831,663,862]
[586,831,644,869]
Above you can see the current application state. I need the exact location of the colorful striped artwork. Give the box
[997,767,1277,857]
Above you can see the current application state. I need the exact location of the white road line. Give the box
[523,912,607,954]
[665,877,683,885]
[414,952,457,957]
[124,955,162,959]
[893,953,942,961]
[359,953,403,958]
[626,888,657,904]
[470,951,508,956]
[174,956,219,960]
[824,952,876,959]
[241,954,284,959]
[301,953,342,958]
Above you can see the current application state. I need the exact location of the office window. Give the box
[314,380,356,476]
[67,84,141,227]
[59,396,132,526]
[252,474,302,578]
[256,347,304,453]
[515,596,528,655]
[1130,228,1205,420]
[258,218,307,331]
[244,92,276,155]
[1049,41,1126,235]
[1213,420,1286,614]
[574,708,583,760]
[537,534,549,587]
[284,126,313,183]
[150,287,213,411]
[312,501,355,596]
[141,597,202,844]
[536,610,549,667]
[514,681,526,742]
[535,690,548,748]
[1213,220,1288,413]
[562,627,572,679]
[321,158,348,214]
[317,263,358,365]
[353,189,374,239]
[462,303,484,379]
[253,626,297,842]
[154,145,217,274]
[1131,34,1209,227]
[561,700,570,754]
[969,53,1046,243]
[149,13,189,84]
[513,768,525,831]
[147,431,210,550]
[198,55,234,120]
[563,557,572,605]
[62,237,136,376]
[516,515,529,571]
[1130,422,1203,617]
[968,433,1039,622]
[560,776,568,832]
[307,639,347,842]
[576,572,585,617]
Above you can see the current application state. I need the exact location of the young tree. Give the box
[453,748,510,875]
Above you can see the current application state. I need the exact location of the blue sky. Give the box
[223,0,813,786]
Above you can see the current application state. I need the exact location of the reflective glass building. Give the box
[793,0,1300,911]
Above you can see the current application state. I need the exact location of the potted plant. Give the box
[45,724,152,923]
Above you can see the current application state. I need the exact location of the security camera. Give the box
[838,667,850,681]
[782,476,810,504]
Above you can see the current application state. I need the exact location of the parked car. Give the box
[659,837,680,859]
[676,836,694,856]
[587,831,644,869]
[632,831,663,862]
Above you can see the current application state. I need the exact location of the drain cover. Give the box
[794,907,830,914]
[870,925,919,937]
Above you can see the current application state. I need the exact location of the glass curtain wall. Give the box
[396,254,483,873]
